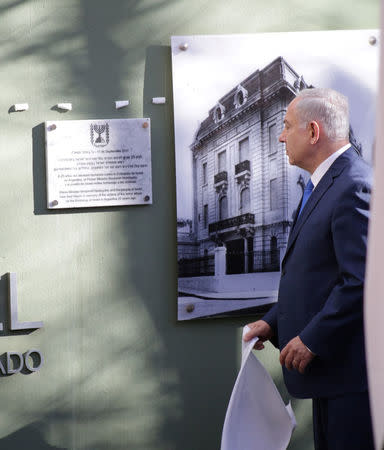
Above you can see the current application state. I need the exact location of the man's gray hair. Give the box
[295,88,350,141]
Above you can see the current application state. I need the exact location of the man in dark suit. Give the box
[244,88,374,449]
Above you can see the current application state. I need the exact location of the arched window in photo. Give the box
[239,137,249,163]
[219,195,228,220]
[218,150,227,172]
[234,85,248,109]
[240,187,250,213]
[202,161,207,185]
[213,103,226,123]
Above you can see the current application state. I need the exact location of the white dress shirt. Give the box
[311,143,351,188]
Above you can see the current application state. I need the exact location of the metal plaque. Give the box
[45,118,152,209]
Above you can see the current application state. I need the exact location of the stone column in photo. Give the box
[214,246,227,292]
[214,246,227,277]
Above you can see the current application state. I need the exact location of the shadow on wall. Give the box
[2,1,188,449]
[0,422,65,449]
[32,124,48,215]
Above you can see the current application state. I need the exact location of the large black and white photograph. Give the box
[171,30,378,321]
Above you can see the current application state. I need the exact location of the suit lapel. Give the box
[283,173,334,265]
[282,148,359,267]
[289,199,302,232]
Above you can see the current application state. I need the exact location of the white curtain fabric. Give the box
[365,5,384,449]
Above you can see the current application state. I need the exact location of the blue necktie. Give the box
[298,179,314,216]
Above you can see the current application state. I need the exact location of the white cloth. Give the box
[221,326,296,450]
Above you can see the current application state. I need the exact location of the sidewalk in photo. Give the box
[178,295,276,320]
[178,272,280,320]
[179,287,278,299]
[178,271,281,295]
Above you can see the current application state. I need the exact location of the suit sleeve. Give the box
[262,303,279,348]
[299,180,371,359]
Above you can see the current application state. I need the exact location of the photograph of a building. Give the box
[172,32,378,321]
[179,57,310,273]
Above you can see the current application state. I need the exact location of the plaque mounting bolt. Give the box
[47,124,57,131]
[144,195,150,202]
[369,36,377,46]
[142,122,149,129]
[179,43,188,51]
[186,304,195,313]
[50,200,59,207]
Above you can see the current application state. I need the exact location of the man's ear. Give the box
[309,121,320,144]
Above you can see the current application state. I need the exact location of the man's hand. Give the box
[243,320,274,350]
[280,336,315,374]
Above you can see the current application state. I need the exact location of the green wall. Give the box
[0,1,379,449]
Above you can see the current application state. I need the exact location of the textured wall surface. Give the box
[0,1,379,449]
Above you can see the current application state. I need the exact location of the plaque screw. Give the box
[142,122,149,129]
[186,304,195,313]
[144,195,150,202]
[179,43,189,51]
[47,124,57,131]
[369,36,377,46]
[50,200,58,207]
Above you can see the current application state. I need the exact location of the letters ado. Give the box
[0,350,43,375]
[0,273,44,375]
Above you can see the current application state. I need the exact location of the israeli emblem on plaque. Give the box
[90,123,110,147]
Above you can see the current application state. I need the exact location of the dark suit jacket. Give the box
[263,148,372,399]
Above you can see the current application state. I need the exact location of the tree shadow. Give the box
[0,422,66,449]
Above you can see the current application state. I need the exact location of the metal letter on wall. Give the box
[8,273,43,330]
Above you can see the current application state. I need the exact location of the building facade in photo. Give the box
[178,57,360,277]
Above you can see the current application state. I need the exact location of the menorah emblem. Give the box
[90,123,110,147]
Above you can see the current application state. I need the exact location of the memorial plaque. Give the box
[45,118,152,209]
